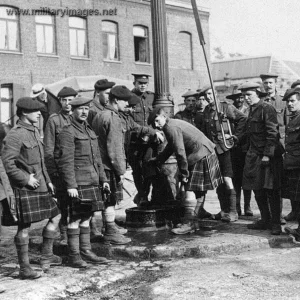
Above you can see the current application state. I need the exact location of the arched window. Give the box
[133,25,149,63]
[102,21,119,61]
[177,31,193,69]
[35,14,56,54]
[69,16,88,57]
[0,6,20,51]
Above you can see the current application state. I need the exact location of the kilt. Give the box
[282,169,300,202]
[243,150,283,190]
[69,185,104,217]
[185,152,223,191]
[14,189,60,225]
[104,170,123,206]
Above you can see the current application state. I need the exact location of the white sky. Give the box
[208,0,300,61]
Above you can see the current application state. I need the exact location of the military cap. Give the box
[239,81,268,96]
[147,105,165,126]
[282,87,300,101]
[259,73,278,80]
[110,85,132,100]
[94,79,115,91]
[181,90,198,98]
[132,73,151,83]
[69,96,92,107]
[57,86,78,98]
[16,97,45,110]
[291,79,300,89]
[226,90,243,100]
[198,84,213,94]
[30,83,47,98]
[128,93,141,107]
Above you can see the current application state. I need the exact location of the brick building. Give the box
[0,0,210,126]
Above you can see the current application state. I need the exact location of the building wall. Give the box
[0,0,210,117]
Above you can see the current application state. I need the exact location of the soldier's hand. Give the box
[48,182,55,195]
[155,132,164,144]
[261,156,270,167]
[27,174,40,189]
[68,188,79,198]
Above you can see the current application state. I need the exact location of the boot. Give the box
[268,189,282,235]
[236,187,242,216]
[40,228,62,270]
[109,222,128,235]
[79,227,111,264]
[67,228,87,268]
[243,189,253,216]
[90,214,104,238]
[194,195,212,220]
[171,220,197,235]
[15,236,41,280]
[284,200,299,222]
[103,222,131,245]
[222,189,238,222]
[214,184,227,220]
[285,213,300,241]
[248,190,271,230]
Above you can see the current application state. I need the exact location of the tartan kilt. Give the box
[14,189,60,225]
[282,169,300,202]
[104,170,123,206]
[185,152,223,191]
[69,185,104,217]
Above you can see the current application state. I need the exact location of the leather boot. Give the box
[268,189,282,235]
[222,189,239,222]
[248,190,271,230]
[284,200,299,222]
[103,222,131,245]
[79,227,111,264]
[214,184,227,220]
[285,212,300,241]
[40,228,62,270]
[67,228,87,268]
[15,236,41,280]
[243,189,253,216]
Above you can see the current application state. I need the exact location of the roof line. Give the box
[212,54,273,64]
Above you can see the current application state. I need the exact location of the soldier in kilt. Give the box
[44,86,77,244]
[58,96,111,268]
[240,82,284,235]
[282,87,300,240]
[147,107,223,235]
[2,97,61,279]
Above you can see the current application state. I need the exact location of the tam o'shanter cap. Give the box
[291,79,300,88]
[30,83,47,98]
[181,90,198,98]
[147,105,165,126]
[226,90,243,100]
[128,93,141,107]
[94,79,115,91]
[132,73,151,83]
[198,84,212,94]
[57,86,78,98]
[260,73,278,80]
[16,97,45,110]
[69,96,92,107]
[239,81,268,96]
[110,85,132,100]
[282,87,300,101]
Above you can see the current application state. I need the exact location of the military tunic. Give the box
[174,109,196,126]
[87,98,105,127]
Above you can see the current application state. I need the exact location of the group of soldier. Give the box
[1,71,300,280]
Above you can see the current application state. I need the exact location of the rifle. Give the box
[191,0,234,149]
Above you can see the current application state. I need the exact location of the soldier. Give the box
[260,73,288,224]
[147,107,223,234]
[194,89,208,130]
[282,87,300,239]
[174,90,197,125]
[226,91,253,216]
[44,86,77,244]
[2,97,61,279]
[200,85,247,222]
[58,96,111,267]
[240,82,284,235]
[87,79,115,126]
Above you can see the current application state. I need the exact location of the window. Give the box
[69,17,88,57]
[35,14,56,54]
[0,6,20,51]
[102,21,119,61]
[133,25,149,63]
[0,85,13,125]
[176,32,193,69]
